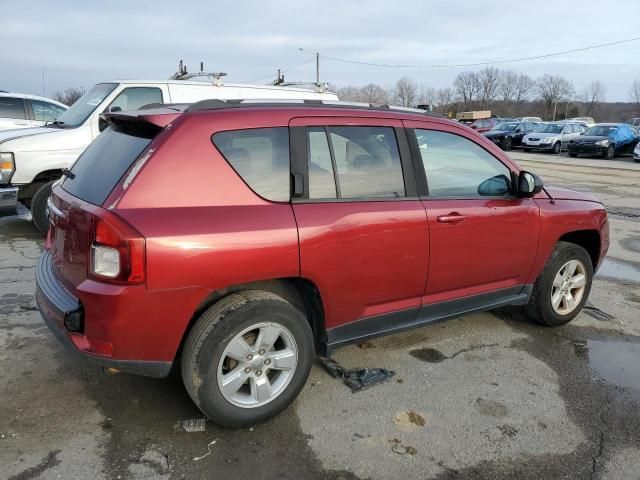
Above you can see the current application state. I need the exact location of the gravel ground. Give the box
[1,151,639,480]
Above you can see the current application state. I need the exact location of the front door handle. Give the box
[437,213,467,224]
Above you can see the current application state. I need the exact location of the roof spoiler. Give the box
[100,104,188,129]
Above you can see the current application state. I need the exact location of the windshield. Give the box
[491,122,518,131]
[53,83,118,127]
[584,125,618,136]
[535,123,564,134]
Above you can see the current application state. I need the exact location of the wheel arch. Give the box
[176,277,328,363]
[18,169,64,203]
[558,229,601,268]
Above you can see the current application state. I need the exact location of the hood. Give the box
[483,131,506,138]
[572,135,608,143]
[525,132,559,139]
[0,126,58,144]
[0,125,90,152]
[544,186,601,203]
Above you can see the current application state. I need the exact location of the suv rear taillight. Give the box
[89,211,145,284]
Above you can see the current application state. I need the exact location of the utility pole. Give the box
[316,52,320,87]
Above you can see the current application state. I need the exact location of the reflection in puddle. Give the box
[596,258,640,283]
[587,340,640,393]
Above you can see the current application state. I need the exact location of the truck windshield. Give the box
[52,83,118,128]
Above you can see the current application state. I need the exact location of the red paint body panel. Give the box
[292,201,428,329]
[40,106,610,369]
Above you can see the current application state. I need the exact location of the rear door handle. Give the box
[437,213,467,224]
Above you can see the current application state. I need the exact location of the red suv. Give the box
[36,100,609,427]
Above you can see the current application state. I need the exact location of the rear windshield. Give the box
[62,125,155,205]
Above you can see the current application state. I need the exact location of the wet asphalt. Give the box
[1,152,640,480]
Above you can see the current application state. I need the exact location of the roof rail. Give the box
[185,98,444,118]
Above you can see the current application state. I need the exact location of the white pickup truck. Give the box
[0,79,338,231]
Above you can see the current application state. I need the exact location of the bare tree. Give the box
[477,67,501,109]
[630,79,640,105]
[581,81,606,117]
[359,83,388,104]
[453,71,479,110]
[514,73,535,104]
[52,87,84,106]
[336,85,364,102]
[499,70,519,104]
[417,84,436,109]
[536,74,575,120]
[394,77,418,107]
[436,88,455,115]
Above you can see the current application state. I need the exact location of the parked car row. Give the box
[481,118,640,160]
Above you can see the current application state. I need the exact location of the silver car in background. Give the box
[522,122,586,154]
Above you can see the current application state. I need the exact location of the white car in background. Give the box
[0,79,338,230]
[522,122,586,154]
[0,92,68,131]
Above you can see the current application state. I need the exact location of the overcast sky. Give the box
[1,0,639,101]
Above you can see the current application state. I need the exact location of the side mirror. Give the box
[98,116,108,132]
[518,170,544,197]
[478,174,511,196]
[109,106,122,112]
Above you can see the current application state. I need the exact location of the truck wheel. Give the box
[524,241,593,326]
[31,181,55,234]
[181,290,314,428]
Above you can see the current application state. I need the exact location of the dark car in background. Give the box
[483,121,538,150]
[567,123,640,159]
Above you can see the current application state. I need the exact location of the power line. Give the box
[241,56,316,84]
[318,35,640,69]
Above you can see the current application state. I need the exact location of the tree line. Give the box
[334,68,640,121]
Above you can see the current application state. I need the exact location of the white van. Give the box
[0,80,338,230]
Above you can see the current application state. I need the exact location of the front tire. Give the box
[501,137,512,151]
[31,181,55,234]
[524,241,593,326]
[181,291,314,428]
[604,145,615,160]
[552,142,561,154]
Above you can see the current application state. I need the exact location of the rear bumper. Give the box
[0,185,18,210]
[35,250,172,378]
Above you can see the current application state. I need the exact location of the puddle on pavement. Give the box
[596,258,640,283]
[409,347,447,363]
[586,340,640,393]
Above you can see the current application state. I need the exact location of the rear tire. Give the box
[31,181,55,234]
[524,241,593,326]
[181,290,314,428]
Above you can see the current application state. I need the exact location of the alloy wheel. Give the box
[550,259,587,315]
[217,322,298,408]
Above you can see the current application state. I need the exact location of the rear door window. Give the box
[0,97,26,119]
[212,127,290,202]
[62,125,156,205]
[306,126,405,199]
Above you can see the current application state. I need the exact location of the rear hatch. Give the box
[48,109,179,290]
